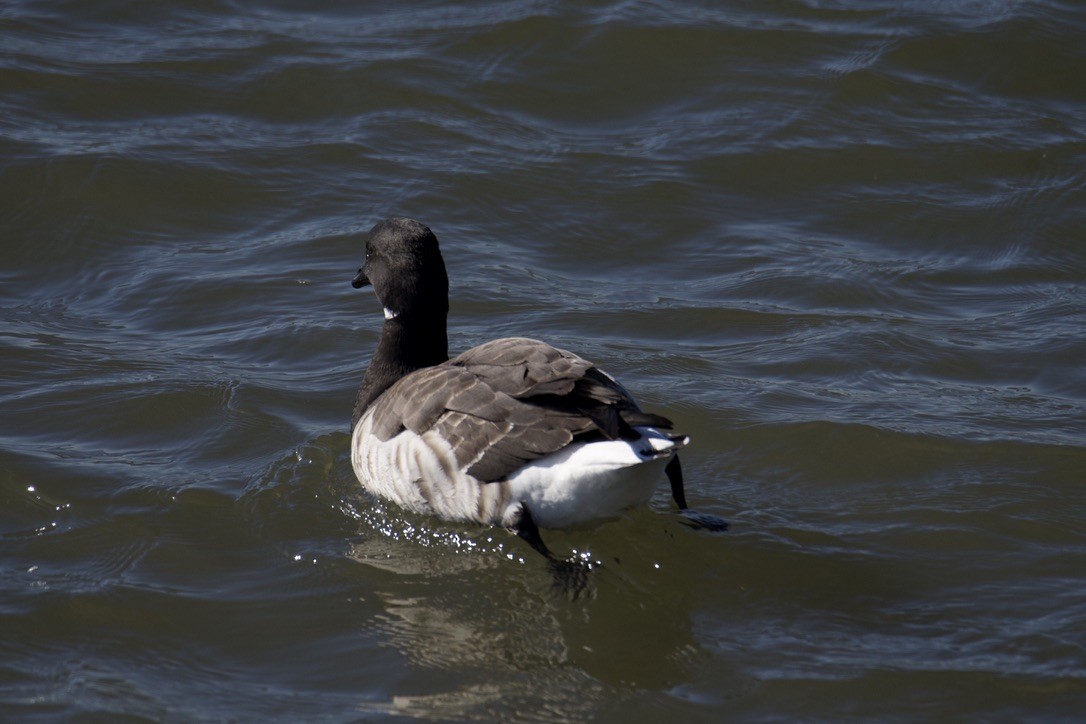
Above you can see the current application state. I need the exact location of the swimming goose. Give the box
[349,218,717,563]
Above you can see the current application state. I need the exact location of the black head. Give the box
[352,218,449,321]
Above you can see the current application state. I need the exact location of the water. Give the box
[2,0,1085,720]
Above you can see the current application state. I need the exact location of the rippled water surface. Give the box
[3,0,1085,720]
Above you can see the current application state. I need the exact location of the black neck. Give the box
[351,312,448,429]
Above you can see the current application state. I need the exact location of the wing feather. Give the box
[366,337,675,483]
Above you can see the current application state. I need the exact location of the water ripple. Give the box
[3,0,1086,718]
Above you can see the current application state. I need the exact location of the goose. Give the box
[349,218,722,567]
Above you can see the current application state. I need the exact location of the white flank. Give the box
[353,413,686,530]
[500,427,684,529]
[351,411,509,523]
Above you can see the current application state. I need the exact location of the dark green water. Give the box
[2,1,1085,720]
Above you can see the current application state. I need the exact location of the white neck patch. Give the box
[384,307,399,320]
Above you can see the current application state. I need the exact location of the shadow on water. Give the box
[236,433,746,719]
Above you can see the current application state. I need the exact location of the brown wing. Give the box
[367,337,674,482]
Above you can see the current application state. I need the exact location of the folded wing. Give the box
[366,338,674,482]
